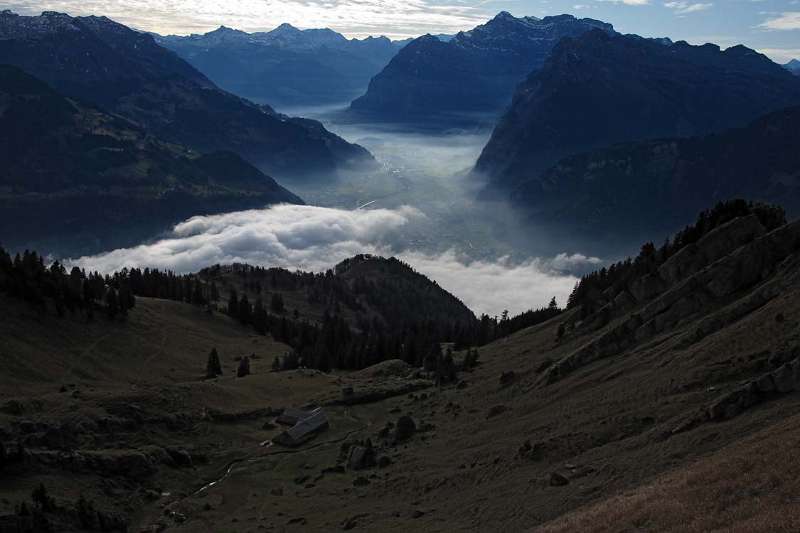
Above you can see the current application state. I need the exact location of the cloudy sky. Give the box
[5,0,800,62]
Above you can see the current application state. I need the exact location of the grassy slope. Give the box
[144,245,800,531]
[0,296,290,395]
[3,235,800,531]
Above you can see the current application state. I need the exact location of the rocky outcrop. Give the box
[544,219,800,385]
[658,215,767,285]
[707,355,800,421]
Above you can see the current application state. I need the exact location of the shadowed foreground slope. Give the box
[2,207,800,531]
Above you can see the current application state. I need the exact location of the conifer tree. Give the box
[105,288,119,319]
[206,348,223,378]
[227,289,239,319]
[237,356,251,377]
[271,293,285,314]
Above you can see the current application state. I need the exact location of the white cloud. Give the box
[759,12,800,31]
[4,0,489,39]
[596,0,650,5]
[758,47,800,63]
[664,1,713,14]
[70,204,588,317]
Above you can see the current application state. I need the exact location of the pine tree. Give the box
[227,289,239,319]
[206,348,223,378]
[239,294,252,325]
[105,288,119,319]
[237,356,251,377]
[253,297,267,335]
[271,293,285,314]
[31,483,53,512]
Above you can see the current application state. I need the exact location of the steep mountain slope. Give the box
[0,10,372,178]
[157,24,405,107]
[349,12,613,122]
[0,64,301,257]
[3,206,800,532]
[475,30,800,188]
[509,106,800,239]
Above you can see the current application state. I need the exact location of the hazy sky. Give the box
[5,0,800,62]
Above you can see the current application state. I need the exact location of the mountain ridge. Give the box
[0,10,372,179]
[475,29,800,188]
[0,64,302,257]
[349,12,614,123]
[507,105,800,240]
[156,23,407,108]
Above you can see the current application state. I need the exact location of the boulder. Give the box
[486,405,508,419]
[393,416,416,444]
[550,472,569,486]
[347,445,376,471]
[499,371,517,387]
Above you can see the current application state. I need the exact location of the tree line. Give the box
[0,248,135,320]
[0,249,564,372]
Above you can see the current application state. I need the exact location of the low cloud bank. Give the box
[72,204,599,317]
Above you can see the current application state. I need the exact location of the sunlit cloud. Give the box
[70,204,590,316]
[4,0,490,38]
[595,0,650,6]
[664,1,712,14]
[759,11,800,31]
[758,47,800,63]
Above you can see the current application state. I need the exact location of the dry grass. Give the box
[537,414,800,533]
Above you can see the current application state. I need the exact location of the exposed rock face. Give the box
[350,13,613,122]
[476,30,800,190]
[544,217,800,385]
[707,356,800,422]
[658,215,768,285]
[0,10,372,179]
[505,106,800,237]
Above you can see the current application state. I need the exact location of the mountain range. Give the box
[156,24,409,108]
[349,12,613,123]
[475,30,800,189]
[0,64,301,256]
[0,10,372,179]
[785,59,800,76]
[509,106,800,240]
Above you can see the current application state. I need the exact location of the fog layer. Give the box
[72,204,598,316]
[74,115,607,317]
